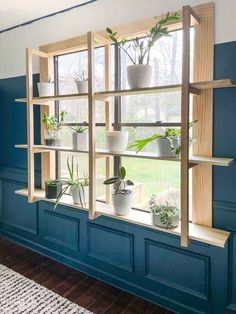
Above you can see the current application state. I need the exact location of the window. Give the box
[55,28,194,213]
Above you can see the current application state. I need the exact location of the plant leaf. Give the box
[119,166,126,179]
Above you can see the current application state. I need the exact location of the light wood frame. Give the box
[21,2,226,247]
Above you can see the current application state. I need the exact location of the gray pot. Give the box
[72,132,88,151]
[151,212,179,228]
[112,190,132,216]
[156,138,175,157]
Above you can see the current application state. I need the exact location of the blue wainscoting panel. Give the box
[38,202,79,253]
[145,240,209,300]
[227,232,236,313]
[1,180,37,234]
[88,222,134,272]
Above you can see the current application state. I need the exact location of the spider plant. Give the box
[70,121,88,133]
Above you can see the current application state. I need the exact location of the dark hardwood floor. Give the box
[0,236,172,314]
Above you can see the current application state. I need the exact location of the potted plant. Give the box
[104,166,134,216]
[105,131,129,152]
[129,121,197,157]
[45,179,63,199]
[42,111,67,146]
[149,195,179,229]
[70,122,88,151]
[74,71,88,94]
[37,78,54,97]
[107,12,179,89]
[55,156,89,209]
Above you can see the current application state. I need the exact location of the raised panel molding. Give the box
[88,223,134,272]
[145,239,210,300]
[227,232,236,311]
[43,210,79,251]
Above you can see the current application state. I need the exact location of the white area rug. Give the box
[0,264,93,314]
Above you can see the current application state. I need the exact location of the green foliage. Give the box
[103,166,134,195]
[149,195,179,229]
[129,134,163,153]
[42,111,67,131]
[70,121,88,133]
[54,156,89,210]
[107,12,180,65]
[45,179,61,186]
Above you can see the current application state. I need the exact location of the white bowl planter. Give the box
[72,132,88,151]
[71,185,89,206]
[156,138,175,157]
[37,82,54,97]
[151,212,179,228]
[105,131,128,152]
[75,80,88,94]
[127,64,152,89]
[112,190,133,216]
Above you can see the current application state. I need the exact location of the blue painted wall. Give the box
[0,42,236,313]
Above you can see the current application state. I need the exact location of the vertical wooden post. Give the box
[105,44,112,204]
[40,57,55,189]
[88,32,96,219]
[26,48,35,202]
[181,6,191,247]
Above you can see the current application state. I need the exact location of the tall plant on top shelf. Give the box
[107,12,180,89]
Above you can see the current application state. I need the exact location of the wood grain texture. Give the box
[0,236,171,314]
[192,3,214,227]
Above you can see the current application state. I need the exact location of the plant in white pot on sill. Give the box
[149,195,179,229]
[37,78,54,97]
[70,122,88,151]
[106,12,179,89]
[104,166,134,216]
[42,111,67,146]
[74,71,88,94]
[105,130,129,152]
[54,156,89,210]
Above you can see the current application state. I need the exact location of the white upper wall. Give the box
[0,0,236,78]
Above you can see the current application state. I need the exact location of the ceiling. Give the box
[0,0,92,31]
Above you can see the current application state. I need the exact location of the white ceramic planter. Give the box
[127,64,152,89]
[112,190,133,216]
[72,132,88,151]
[151,212,179,228]
[156,138,174,157]
[75,80,88,94]
[71,185,89,206]
[105,131,128,152]
[37,82,54,97]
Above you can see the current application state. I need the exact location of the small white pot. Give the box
[156,138,175,157]
[75,80,88,94]
[151,212,179,228]
[112,190,133,216]
[71,185,89,207]
[72,132,88,151]
[37,82,54,97]
[105,131,128,152]
[127,64,152,89]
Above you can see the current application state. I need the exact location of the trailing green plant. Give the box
[74,70,88,81]
[129,121,197,154]
[54,156,89,209]
[149,195,179,229]
[107,12,180,65]
[45,179,61,186]
[42,111,67,132]
[70,121,88,133]
[103,166,134,195]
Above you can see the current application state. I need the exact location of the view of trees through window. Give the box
[56,29,194,213]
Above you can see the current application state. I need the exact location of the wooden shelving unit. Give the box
[15,3,235,247]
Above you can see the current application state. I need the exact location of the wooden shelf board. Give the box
[15,188,230,248]
[191,79,236,90]
[15,93,88,104]
[15,145,234,166]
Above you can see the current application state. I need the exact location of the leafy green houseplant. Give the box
[45,179,63,199]
[70,122,88,151]
[149,195,179,229]
[74,70,88,94]
[107,12,179,88]
[104,166,134,216]
[42,111,67,146]
[55,156,89,209]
